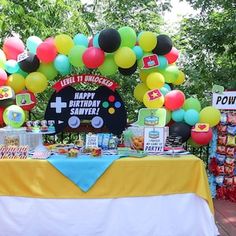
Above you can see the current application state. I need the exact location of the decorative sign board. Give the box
[16,91,36,111]
[192,123,210,132]
[142,54,159,69]
[212,85,224,94]
[17,51,29,62]
[144,127,168,153]
[45,75,127,135]
[133,108,166,127]
[212,91,236,110]
[0,86,15,107]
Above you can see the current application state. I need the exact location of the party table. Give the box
[0,155,219,236]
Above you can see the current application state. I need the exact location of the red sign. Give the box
[53,74,120,92]
[192,123,210,132]
[147,89,162,101]
[142,54,159,69]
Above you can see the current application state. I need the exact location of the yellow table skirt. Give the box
[0,155,213,213]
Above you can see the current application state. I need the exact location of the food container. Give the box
[123,126,144,150]
[4,135,20,146]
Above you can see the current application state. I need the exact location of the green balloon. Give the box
[37,63,58,81]
[118,26,137,48]
[183,98,201,112]
[16,68,28,77]
[3,105,25,128]
[68,45,86,67]
[98,54,118,76]
[165,108,172,124]
[158,65,179,83]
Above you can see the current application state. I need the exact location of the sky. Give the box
[164,0,196,23]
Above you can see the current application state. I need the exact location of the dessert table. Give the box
[0,155,219,236]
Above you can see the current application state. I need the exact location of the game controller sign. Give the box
[44,77,127,135]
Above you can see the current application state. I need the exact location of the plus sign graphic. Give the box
[50,97,67,113]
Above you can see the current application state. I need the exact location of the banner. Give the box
[53,74,120,92]
[212,91,236,110]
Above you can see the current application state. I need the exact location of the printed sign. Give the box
[212,91,236,110]
[144,127,165,153]
[53,74,120,92]
[142,54,159,69]
[85,134,98,148]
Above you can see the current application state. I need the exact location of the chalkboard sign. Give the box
[44,82,127,135]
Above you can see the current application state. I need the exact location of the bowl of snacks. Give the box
[68,148,79,157]
[123,127,144,150]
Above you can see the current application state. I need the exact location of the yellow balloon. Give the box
[25,72,48,93]
[114,47,136,68]
[0,49,6,69]
[199,106,221,127]
[146,72,165,89]
[54,34,74,55]
[139,70,149,83]
[133,83,149,102]
[173,70,185,85]
[138,32,157,52]
[6,73,25,93]
[143,89,164,108]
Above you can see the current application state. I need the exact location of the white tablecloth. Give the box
[0,193,219,236]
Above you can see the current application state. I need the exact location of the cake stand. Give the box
[28,131,55,158]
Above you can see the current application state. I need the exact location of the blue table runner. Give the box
[48,154,121,192]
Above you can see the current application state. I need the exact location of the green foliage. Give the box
[177,0,236,106]
[0,0,88,41]
[0,0,170,123]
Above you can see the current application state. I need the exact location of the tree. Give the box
[177,0,236,105]
[0,0,172,122]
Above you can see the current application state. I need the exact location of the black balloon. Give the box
[98,28,121,53]
[118,61,137,76]
[152,34,173,55]
[169,122,191,143]
[18,52,40,73]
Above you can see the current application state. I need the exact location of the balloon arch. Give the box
[0,27,221,146]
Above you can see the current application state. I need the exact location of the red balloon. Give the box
[164,90,185,111]
[36,42,57,63]
[0,107,5,125]
[164,47,179,64]
[16,90,37,111]
[82,47,105,68]
[3,37,25,60]
[0,69,8,86]
[191,128,213,145]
